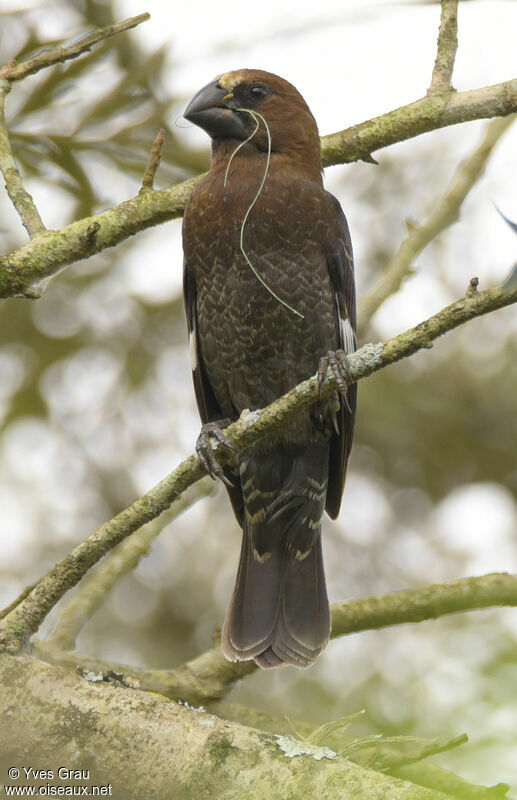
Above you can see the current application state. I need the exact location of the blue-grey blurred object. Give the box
[495,206,517,290]
[503,263,517,290]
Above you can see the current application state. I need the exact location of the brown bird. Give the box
[182,69,356,668]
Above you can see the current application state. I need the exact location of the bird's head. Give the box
[184,69,321,176]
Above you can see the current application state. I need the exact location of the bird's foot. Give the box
[318,349,352,414]
[196,420,236,486]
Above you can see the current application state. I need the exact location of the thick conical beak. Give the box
[184,79,248,140]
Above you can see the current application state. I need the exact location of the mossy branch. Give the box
[320,78,517,167]
[1,278,516,651]
[0,652,459,800]
[36,572,517,708]
[0,14,150,246]
[0,78,515,296]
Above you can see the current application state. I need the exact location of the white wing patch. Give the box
[189,327,198,372]
[340,316,356,354]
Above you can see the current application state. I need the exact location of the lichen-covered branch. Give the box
[0,652,461,800]
[35,636,256,707]
[35,572,517,714]
[0,14,150,83]
[2,279,516,652]
[321,78,517,167]
[182,574,517,704]
[0,174,203,297]
[428,0,459,94]
[1,79,516,297]
[359,115,515,328]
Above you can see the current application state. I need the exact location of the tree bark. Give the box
[0,653,454,800]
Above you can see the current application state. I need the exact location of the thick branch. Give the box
[0,14,150,82]
[2,279,516,651]
[321,78,517,167]
[359,115,515,327]
[1,80,516,297]
[213,703,499,800]
[0,174,202,297]
[428,0,459,94]
[0,653,454,800]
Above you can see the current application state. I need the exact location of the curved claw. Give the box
[195,420,235,487]
[318,349,353,413]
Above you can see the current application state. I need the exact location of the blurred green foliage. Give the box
[1,0,207,226]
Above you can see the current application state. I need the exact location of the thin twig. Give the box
[140,128,165,191]
[1,279,517,650]
[0,81,45,237]
[47,478,214,651]
[359,115,516,328]
[0,14,150,83]
[428,0,459,94]
[0,581,38,619]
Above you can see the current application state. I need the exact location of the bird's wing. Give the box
[324,195,357,520]
[183,257,244,523]
[183,258,221,424]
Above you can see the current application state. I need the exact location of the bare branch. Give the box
[428,0,459,94]
[0,14,150,83]
[359,115,515,328]
[0,81,45,238]
[140,128,165,191]
[331,572,517,635]
[1,279,517,650]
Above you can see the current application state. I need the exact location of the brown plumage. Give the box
[182,69,356,668]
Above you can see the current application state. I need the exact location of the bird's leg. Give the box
[318,349,353,414]
[196,419,236,486]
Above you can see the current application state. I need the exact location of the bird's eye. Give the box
[248,84,269,102]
